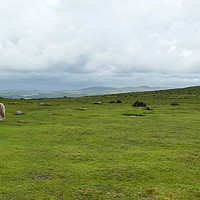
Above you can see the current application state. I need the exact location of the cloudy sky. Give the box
[0,0,200,90]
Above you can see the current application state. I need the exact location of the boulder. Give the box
[132,100,147,107]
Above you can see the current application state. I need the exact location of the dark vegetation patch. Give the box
[171,102,180,106]
[32,175,49,180]
[72,185,132,199]
[8,102,19,105]
[139,187,158,199]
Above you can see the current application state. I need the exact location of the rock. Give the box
[147,107,153,110]
[94,101,101,104]
[117,100,122,103]
[19,120,26,123]
[40,102,52,106]
[123,114,145,117]
[132,100,147,107]
[78,108,88,111]
[16,110,23,115]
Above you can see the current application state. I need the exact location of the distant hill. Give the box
[0,86,173,99]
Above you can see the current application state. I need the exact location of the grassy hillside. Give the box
[0,86,172,99]
[0,86,200,199]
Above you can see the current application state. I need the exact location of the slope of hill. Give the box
[0,85,200,199]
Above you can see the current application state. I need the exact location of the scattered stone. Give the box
[40,102,52,106]
[78,108,88,111]
[132,100,147,107]
[123,114,145,117]
[19,120,26,123]
[15,110,23,115]
[94,101,101,104]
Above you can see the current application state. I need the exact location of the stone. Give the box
[16,110,23,115]
[132,100,147,107]
[94,101,101,104]
[123,114,145,117]
[19,120,26,123]
[78,108,88,111]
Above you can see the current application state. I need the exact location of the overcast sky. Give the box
[0,0,200,90]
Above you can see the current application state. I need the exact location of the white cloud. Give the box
[0,0,199,89]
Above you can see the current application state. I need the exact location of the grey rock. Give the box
[16,110,23,115]
[78,108,88,111]
[94,101,101,104]
[19,120,26,123]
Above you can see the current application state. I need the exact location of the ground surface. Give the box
[0,86,200,199]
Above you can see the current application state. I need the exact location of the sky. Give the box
[0,0,200,91]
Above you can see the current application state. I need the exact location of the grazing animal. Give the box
[0,103,5,122]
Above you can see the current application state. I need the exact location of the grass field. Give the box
[0,86,200,199]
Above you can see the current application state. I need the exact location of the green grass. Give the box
[0,86,200,199]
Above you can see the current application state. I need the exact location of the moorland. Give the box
[0,86,172,99]
[0,86,200,199]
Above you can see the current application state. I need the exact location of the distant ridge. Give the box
[0,86,174,99]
